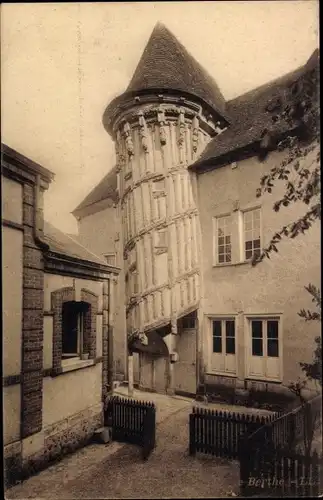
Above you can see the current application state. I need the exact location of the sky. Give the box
[1,1,319,234]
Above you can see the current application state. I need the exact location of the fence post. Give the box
[142,408,150,461]
[239,436,249,496]
[288,412,296,449]
[189,412,196,456]
[142,404,156,461]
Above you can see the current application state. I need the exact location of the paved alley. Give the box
[6,389,253,499]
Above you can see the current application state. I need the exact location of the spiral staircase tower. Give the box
[103,23,228,391]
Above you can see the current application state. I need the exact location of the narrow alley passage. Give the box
[7,391,242,499]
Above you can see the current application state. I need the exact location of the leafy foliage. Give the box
[299,284,322,386]
[299,283,321,322]
[300,336,322,386]
[252,52,320,265]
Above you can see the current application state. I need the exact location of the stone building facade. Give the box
[2,144,119,486]
[74,25,320,405]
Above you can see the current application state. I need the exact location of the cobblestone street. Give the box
[6,389,272,499]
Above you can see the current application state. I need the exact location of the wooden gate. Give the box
[104,395,156,460]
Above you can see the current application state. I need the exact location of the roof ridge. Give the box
[63,232,108,264]
[227,50,317,108]
[72,165,118,215]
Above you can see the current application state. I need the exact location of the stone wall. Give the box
[4,404,103,488]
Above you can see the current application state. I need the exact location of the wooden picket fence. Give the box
[239,394,322,497]
[240,445,323,497]
[269,394,322,452]
[104,395,156,460]
[189,406,276,459]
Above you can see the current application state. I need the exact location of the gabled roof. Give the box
[191,49,319,169]
[72,165,118,219]
[43,220,109,266]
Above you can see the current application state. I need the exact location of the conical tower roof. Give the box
[104,23,227,132]
[126,23,226,114]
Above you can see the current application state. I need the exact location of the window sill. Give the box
[155,247,168,255]
[207,371,237,378]
[213,261,252,268]
[61,358,95,374]
[246,376,282,385]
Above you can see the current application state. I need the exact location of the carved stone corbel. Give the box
[124,122,134,157]
[157,108,167,145]
[177,108,185,147]
[192,115,199,153]
[116,130,126,166]
[138,111,149,153]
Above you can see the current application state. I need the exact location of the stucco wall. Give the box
[3,226,23,377]
[196,149,321,387]
[44,274,103,312]
[42,273,104,426]
[3,385,21,446]
[77,206,127,379]
[77,206,117,259]
[2,176,23,225]
[42,363,102,427]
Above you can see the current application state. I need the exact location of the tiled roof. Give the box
[107,23,227,120]
[191,49,319,169]
[43,221,108,266]
[72,165,118,218]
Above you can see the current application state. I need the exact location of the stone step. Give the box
[93,427,112,444]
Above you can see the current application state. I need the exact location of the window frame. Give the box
[241,207,262,262]
[61,301,88,363]
[154,228,168,253]
[207,315,237,377]
[213,214,233,266]
[244,314,283,382]
[127,263,139,298]
[152,178,166,197]
[181,312,197,330]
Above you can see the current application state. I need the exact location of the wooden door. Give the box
[174,328,197,395]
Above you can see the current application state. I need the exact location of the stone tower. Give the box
[103,23,228,391]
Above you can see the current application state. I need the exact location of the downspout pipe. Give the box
[107,276,111,392]
[34,174,50,251]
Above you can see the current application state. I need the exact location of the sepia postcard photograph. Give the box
[1,1,321,498]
